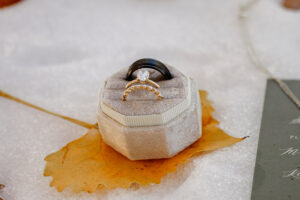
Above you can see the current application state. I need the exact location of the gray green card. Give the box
[251,80,300,200]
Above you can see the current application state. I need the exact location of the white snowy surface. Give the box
[0,0,299,199]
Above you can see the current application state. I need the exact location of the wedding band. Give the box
[125,58,172,81]
[123,69,163,101]
[123,84,163,101]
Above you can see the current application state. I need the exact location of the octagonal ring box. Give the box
[97,66,202,160]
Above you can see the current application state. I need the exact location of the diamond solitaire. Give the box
[137,69,149,82]
[125,69,160,89]
[124,69,163,101]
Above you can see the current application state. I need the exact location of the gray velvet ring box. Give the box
[97,66,202,160]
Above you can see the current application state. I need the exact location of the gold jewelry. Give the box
[123,69,163,101]
[125,69,160,89]
[123,84,163,101]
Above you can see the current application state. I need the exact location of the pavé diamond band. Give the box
[123,84,163,101]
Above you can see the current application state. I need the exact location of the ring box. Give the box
[97,66,202,160]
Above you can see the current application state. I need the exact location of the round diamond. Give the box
[137,69,149,81]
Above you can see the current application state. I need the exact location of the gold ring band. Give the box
[125,79,160,89]
[123,69,163,101]
[123,84,163,101]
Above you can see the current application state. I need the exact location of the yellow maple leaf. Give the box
[44,90,245,193]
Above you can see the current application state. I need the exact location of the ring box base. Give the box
[97,66,202,160]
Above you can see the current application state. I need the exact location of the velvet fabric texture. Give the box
[97,67,202,160]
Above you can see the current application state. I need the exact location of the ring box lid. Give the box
[99,66,191,127]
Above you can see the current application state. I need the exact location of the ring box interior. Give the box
[97,66,202,160]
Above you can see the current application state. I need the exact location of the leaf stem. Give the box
[0,90,97,129]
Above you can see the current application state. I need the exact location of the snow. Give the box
[0,0,299,199]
